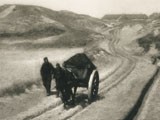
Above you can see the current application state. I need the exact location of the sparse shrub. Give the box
[137,33,160,52]
[0,48,83,97]
[102,14,148,20]
[0,26,65,39]
[149,13,160,20]
[0,79,41,97]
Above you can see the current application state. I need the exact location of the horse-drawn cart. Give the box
[63,53,99,102]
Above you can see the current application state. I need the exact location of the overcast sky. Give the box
[0,0,160,18]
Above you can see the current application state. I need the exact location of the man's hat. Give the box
[56,63,60,67]
[44,57,48,61]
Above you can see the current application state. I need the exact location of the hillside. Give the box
[0,5,66,38]
[0,4,108,49]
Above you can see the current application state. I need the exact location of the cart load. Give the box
[63,53,99,102]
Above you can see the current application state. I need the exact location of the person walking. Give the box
[54,63,65,97]
[40,57,55,96]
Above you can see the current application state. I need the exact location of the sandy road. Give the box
[134,67,160,120]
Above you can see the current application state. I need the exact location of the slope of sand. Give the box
[0,5,15,19]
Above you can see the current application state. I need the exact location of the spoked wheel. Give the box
[88,70,99,103]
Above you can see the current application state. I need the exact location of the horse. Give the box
[54,66,78,106]
[61,66,92,105]
[62,68,78,105]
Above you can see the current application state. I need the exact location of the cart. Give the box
[63,53,99,102]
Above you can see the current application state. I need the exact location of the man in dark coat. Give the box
[54,63,65,97]
[40,57,55,96]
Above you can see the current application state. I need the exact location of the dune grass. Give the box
[138,33,160,52]
[0,48,83,97]
[0,26,65,39]
[0,79,41,97]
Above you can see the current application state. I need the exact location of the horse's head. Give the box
[63,68,76,83]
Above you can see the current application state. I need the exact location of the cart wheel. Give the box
[88,70,99,103]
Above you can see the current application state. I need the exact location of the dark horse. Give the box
[55,67,78,106]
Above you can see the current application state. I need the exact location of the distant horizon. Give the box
[0,3,157,19]
[0,0,160,18]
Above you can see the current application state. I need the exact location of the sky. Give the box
[0,0,160,18]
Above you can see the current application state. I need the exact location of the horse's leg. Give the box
[72,86,77,105]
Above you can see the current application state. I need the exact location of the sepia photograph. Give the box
[0,0,160,120]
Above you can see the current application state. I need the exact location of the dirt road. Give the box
[135,67,160,120]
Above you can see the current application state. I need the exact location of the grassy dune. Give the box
[0,48,83,96]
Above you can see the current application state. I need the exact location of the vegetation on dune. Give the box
[0,48,83,97]
[39,8,107,32]
[0,80,41,97]
[0,26,65,38]
[0,4,9,12]
[0,5,66,39]
[102,14,148,20]
[138,33,160,52]
[53,29,94,47]
[149,12,160,20]
[3,28,93,49]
